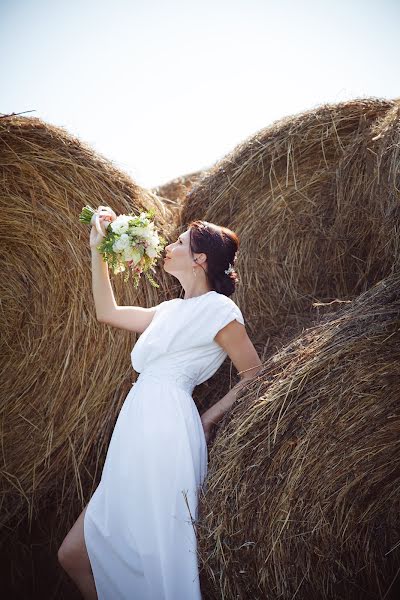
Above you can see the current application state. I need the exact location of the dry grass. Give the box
[151,168,206,203]
[0,115,175,534]
[198,270,400,600]
[1,98,399,598]
[181,97,400,360]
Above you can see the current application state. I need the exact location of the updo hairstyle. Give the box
[188,220,240,297]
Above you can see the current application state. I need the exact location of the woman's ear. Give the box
[197,253,208,265]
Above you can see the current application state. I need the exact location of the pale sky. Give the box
[1,0,399,189]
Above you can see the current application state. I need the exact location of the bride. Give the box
[58,212,262,599]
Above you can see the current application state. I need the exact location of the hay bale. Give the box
[198,270,400,600]
[182,98,400,357]
[151,168,207,203]
[0,114,174,534]
[2,100,399,596]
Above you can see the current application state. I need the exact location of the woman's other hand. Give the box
[201,415,215,444]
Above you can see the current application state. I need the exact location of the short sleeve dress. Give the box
[83,290,245,600]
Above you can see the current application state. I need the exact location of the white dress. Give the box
[83,290,245,600]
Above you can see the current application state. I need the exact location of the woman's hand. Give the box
[90,209,116,250]
[201,415,216,444]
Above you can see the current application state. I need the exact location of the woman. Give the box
[58,212,262,599]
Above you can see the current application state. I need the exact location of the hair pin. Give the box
[224,263,235,275]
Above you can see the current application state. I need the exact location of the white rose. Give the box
[123,247,142,264]
[150,234,159,245]
[110,215,132,235]
[112,233,131,252]
[146,246,158,258]
[128,225,147,237]
[141,227,155,240]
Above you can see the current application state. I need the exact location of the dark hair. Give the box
[188,220,240,297]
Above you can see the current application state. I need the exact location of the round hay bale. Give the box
[198,271,400,599]
[0,114,174,534]
[182,98,400,357]
[151,168,207,203]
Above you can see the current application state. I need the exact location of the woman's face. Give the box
[163,229,193,273]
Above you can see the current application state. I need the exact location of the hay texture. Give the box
[1,99,400,598]
[198,270,400,600]
[182,98,400,357]
[151,168,206,203]
[0,115,174,536]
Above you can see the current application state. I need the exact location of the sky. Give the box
[1,0,399,190]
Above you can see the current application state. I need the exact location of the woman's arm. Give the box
[90,213,158,334]
[201,319,262,438]
[90,211,119,320]
[201,376,251,427]
[91,249,118,320]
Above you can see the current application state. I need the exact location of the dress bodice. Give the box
[131,291,245,393]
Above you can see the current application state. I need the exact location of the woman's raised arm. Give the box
[90,212,119,320]
[90,212,158,334]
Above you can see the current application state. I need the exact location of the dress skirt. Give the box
[83,372,208,600]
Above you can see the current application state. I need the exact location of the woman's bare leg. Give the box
[57,505,98,600]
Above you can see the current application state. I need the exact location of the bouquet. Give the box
[79,204,167,288]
